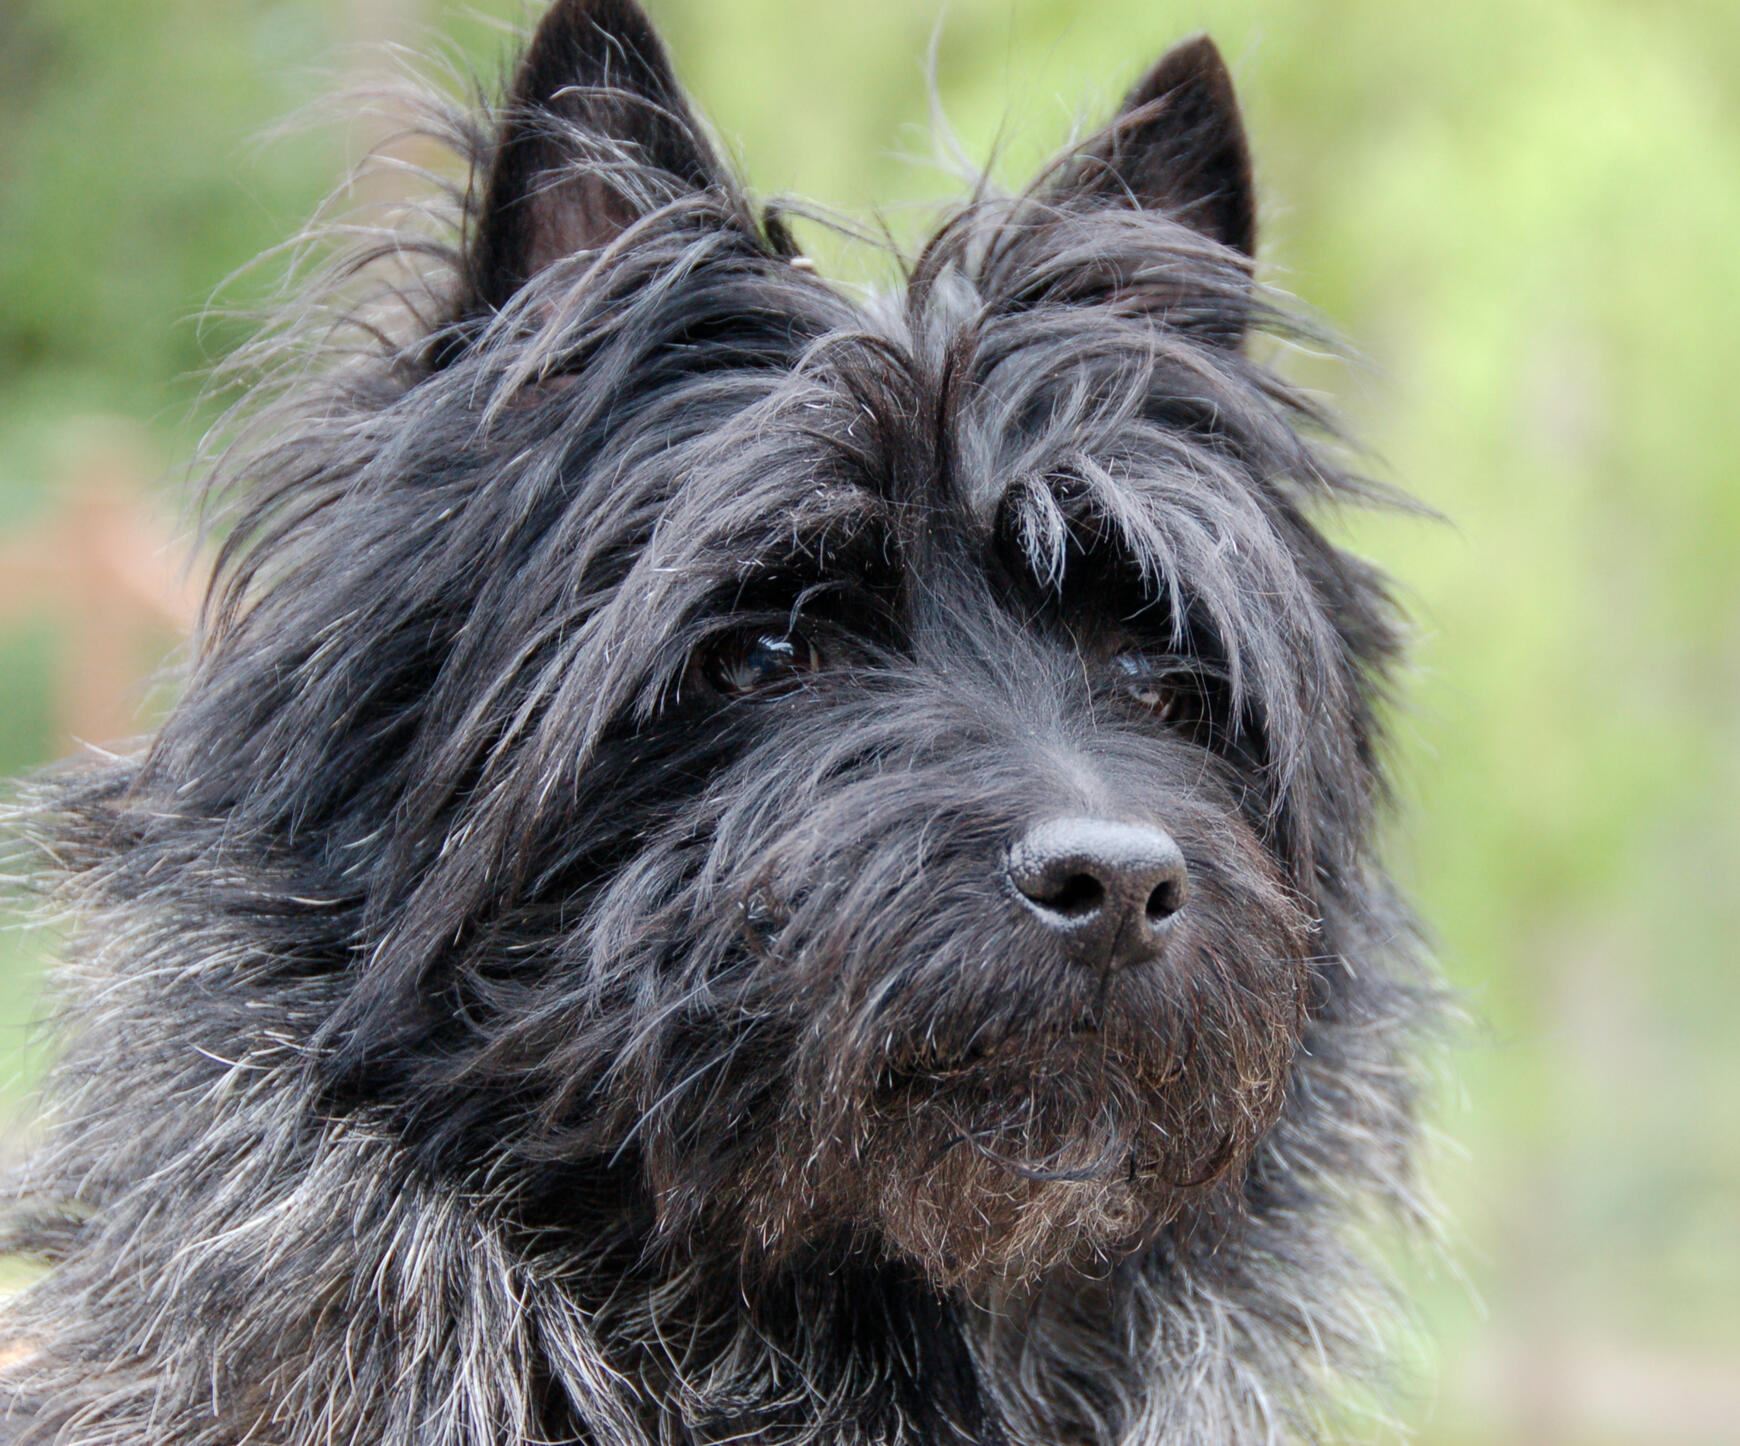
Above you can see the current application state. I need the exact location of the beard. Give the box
[708,903,1311,1289]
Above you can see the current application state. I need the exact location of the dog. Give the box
[0,2,1437,1442]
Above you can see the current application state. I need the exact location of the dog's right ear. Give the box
[463,0,731,314]
[1052,35,1256,259]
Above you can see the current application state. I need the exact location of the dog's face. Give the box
[182,0,1399,1292]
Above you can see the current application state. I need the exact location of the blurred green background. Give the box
[2,0,1736,1440]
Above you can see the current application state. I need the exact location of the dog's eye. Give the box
[700,628,824,697]
[1110,651,1182,721]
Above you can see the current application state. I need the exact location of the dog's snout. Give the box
[1007,817,1188,971]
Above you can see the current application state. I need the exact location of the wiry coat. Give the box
[0,3,1438,1443]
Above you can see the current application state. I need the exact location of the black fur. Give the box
[0,3,1437,1443]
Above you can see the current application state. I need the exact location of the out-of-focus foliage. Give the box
[1,2,1735,1442]
[0,0,345,502]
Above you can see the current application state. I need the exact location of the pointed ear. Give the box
[466,0,729,312]
[1057,35,1256,258]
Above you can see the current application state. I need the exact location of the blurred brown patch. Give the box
[0,435,202,748]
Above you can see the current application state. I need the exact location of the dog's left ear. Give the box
[1054,34,1256,259]
[465,0,735,313]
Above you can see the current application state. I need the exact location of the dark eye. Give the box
[1110,650,1182,721]
[698,628,823,697]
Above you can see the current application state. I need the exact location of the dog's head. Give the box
[160,0,1402,1291]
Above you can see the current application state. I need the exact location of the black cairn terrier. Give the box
[0,2,1437,1443]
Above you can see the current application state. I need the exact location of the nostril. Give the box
[1007,817,1187,967]
[1039,872,1105,918]
[1145,875,1185,923]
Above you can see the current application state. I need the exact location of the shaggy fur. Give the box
[0,3,1438,1443]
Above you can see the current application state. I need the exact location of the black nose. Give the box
[1007,817,1188,972]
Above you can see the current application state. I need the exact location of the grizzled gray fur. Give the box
[0,2,1439,1442]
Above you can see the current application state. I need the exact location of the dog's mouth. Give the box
[711,859,1311,1287]
[753,1015,1221,1278]
[862,957,1180,1084]
[848,1070,1192,1287]
[717,1029,1291,1292]
[867,1027,1146,1143]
